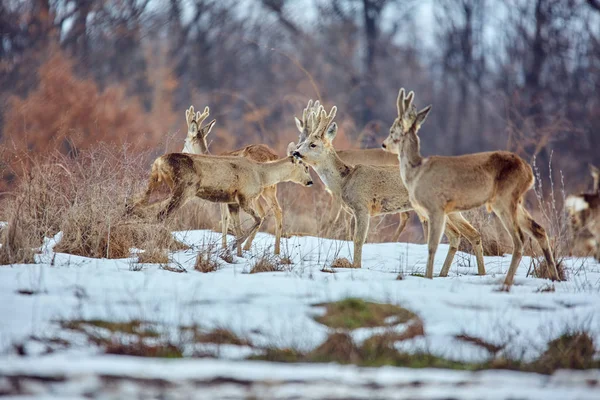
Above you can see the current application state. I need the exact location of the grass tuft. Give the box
[249,253,284,274]
[330,257,354,269]
[313,298,417,330]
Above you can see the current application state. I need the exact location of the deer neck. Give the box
[399,131,424,184]
[182,138,209,155]
[311,149,352,195]
[258,157,296,187]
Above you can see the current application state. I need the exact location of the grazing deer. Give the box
[294,102,485,272]
[182,106,285,255]
[130,141,313,256]
[294,101,409,241]
[381,88,559,289]
[565,164,600,260]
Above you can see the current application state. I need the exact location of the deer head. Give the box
[183,105,216,154]
[294,99,322,144]
[286,142,313,187]
[381,88,431,155]
[292,103,338,166]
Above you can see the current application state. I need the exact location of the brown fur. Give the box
[294,101,408,240]
[132,150,312,257]
[382,88,558,288]
[182,106,286,254]
[295,103,485,273]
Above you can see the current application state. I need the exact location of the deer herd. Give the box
[128,88,599,290]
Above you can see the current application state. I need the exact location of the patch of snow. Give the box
[0,229,599,395]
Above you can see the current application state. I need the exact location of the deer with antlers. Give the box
[565,164,600,261]
[381,88,559,289]
[182,105,287,255]
[293,102,486,272]
[130,112,313,256]
[294,100,409,241]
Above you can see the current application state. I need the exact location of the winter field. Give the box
[1,228,600,399]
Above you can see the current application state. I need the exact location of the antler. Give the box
[195,106,210,126]
[185,105,195,128]
[301,99,321,132]
[312,104,337,136]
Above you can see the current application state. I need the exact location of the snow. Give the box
[1,229,599,397]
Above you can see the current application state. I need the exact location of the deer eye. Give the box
[310,143,316,148]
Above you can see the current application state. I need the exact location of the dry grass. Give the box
[330,257,354,269]
[249,252,285,274]
[194,248,220,273]
[313,298,417,330]
[193,328,251,346]
[0,145,189,262]
[137,249,170,264]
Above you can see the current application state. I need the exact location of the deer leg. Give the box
[231,198,263,254]
[439,220,461,277]
[243,197,266,251]
[425,211,446,279]
[352,207,370,268]
[157,184,193,221]
[494,204,524,290]
[220,203,230,249]
[261,186,282,255]
[393,212,410,242]
[448,213,486,276]
[518,206,559,281]
[228,204,243,257]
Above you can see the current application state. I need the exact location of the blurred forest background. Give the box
[1,0,600,193]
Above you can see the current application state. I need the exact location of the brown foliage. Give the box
[1,52,162,189]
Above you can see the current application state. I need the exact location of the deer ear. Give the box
[397,88,405,116]
[324,122,338,142]
[201,119,216,137]
[294,117,303,132]
[287,142,297,157]
[414,105,432,129]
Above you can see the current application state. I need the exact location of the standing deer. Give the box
[131,120,313,256]
[294,102,485,273]
[381,88,559,289]
[182,105,285,254]
[565,164,600,260]
[294,100,409,241]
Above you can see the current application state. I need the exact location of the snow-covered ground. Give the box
[1,229,599,399]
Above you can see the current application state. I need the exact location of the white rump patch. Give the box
[565,195,589,213]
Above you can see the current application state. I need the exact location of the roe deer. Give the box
[183,105,285,254]
[381,88,559,289]
[294,100,409,241]
[294,102,485,272]
[130,143,313,256]
[565,164,600,260]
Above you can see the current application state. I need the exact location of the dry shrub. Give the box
[0,144,187,261]
[2,52,159,171]
[137,249,169,264]
[534,332,597,373]
[330,257,353,269]
[0,203,35,265]
[249,252,285,274]
[461,208,513,256]
[194,246,220,273]
[309,332,361,364]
